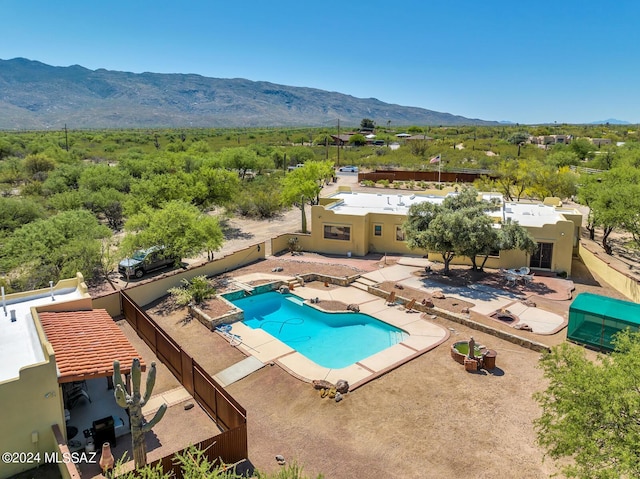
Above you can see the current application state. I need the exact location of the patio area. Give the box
[70,320,223,478]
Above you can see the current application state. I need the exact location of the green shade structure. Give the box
[568,293,640,351]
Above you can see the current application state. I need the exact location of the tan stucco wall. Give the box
[0,319,63,478]
[304,197,578,274]
[99,244,266,308]
[579,242,640,302]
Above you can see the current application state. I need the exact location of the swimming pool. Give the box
[229,291,407,369]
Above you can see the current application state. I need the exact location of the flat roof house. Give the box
[0,274,145,479]
[309,188,581,275]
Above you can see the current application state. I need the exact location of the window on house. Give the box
[374,225,382,237]
[395,226,405,241]
[488,248,500,257]
[324,225,351,241]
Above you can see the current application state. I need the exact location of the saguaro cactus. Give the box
[113,358,167,468]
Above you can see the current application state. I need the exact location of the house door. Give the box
[530,242,553,269]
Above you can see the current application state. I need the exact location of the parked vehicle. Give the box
[338,165,358,172]
[118,246,178,279]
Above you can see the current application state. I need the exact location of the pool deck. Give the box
[225,276,450,390]
[222,263,570,389]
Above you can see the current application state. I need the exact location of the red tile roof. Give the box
[39,309,146,384]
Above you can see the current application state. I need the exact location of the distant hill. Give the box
[589,119,631,125]
[0,58,499,130]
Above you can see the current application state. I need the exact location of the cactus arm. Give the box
[113,360,126,392]
[140,404,167,433]
[131,357,142,398]
[140,362,157,407]
[114,384,130,408]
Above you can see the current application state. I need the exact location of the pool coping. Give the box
[222,282,450,390]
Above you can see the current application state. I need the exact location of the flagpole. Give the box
[438,153,441,184]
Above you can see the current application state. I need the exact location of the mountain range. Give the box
[0,58,499,130]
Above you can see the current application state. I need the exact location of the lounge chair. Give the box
[404,298,417,312]
[387,291,397,306]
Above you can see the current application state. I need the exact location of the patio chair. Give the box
[387,291,397,306]
[521,274,534,285]
[404,298,417,313]
[504,274,518,287]
[517,267,531,275]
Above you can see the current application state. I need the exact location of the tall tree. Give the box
[534,330,640,479]
[360,118,375,129]
[404,187,533,273]
[121,200,223,261]
[280,161,333,233]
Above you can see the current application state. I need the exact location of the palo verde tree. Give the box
[281,160,333,233]
[534,330,640,479]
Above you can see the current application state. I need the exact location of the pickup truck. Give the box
[118,246,178,279]
[287,163,305,171]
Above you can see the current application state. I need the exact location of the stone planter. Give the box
[450,342,467,364]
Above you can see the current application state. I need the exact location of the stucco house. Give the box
[0,274,145,479]
[309,188,581,275]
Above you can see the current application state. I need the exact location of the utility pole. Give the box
[337,119,340,167]
[64,124,69,151]
[325,136,329,160]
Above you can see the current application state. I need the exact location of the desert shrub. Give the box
[168,275,215,306]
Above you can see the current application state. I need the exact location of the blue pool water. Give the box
[229,291,406,369]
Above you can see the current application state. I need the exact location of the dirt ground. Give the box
[80,175,637,479]
[135,252,627,479]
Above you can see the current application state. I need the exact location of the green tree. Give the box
[194,168,241,207]
[529,165,578,200]
[86,188,127,230]
[78,164,131,193]
[404,188,531,273]
[360,118,375,129]
[546,149,579,168]
[569,138,595,161]
[41,163,85,195]
[506,131,529,145]
[348,134,366,147]
[534,330,640,479]
[0,197,45,236]
[281,161,332,233]
[498,220,537,255]
[121,200,223,261]
[579,167,640,253]
[219,147,272,179]
[0,209,111,290]
[23,153,56,179]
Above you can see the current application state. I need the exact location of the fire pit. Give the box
[490,308,518,323]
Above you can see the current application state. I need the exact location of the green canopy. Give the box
[568,292,640,351]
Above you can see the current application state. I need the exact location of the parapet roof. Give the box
[325,191,573,227]
[0,285,85,383]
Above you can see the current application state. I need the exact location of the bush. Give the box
[168,275,215,306]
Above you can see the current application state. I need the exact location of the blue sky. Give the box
[3,0,639,124]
